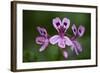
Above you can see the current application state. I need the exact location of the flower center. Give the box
[58,26,65,38]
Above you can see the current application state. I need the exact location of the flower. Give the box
[71,24,85,55]
[50,17,73,48]
[49,17,73,59]
[36,27,49,52]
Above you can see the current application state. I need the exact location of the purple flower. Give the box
[36,27,49,52]
[71,24,85,55]
[49,17,73,59]
[50,17,73,48]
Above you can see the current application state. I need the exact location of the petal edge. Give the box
[49,35,59,45]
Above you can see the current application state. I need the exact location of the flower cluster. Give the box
[36,17,85,59]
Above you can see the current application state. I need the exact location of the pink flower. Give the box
[50,17,73,48]
[71,24,85,55]
[49,17,73,59]
[36,27,49,52]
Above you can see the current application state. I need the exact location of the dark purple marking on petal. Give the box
[37,26,48,37]
[72,24,77,36]
[79,29,81,33]
[78,25,85,37]
[52,17,61,32]
[56,22,60,26]
[40,30,42,33]
[62,18,70,32]
[74,29,76,32]
[42,31,46,35]
[38,40,43,43]
[64,22,67,26]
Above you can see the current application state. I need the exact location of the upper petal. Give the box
[62,17,70,32]
[49,35,59,45]
[64,36,73,46]
[52,17,61,32]
[36,36,45,45]
[37,27,47,36]
[78,25,85,37]
[72,24,77,36]
[58,38,66,48]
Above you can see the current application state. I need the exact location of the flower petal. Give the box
[62,17,70,31]
[71,46,79,55]
[58,38,65,48]
[36,36,45,45]
[39,43,48,52]
[71,40,82,55]
[39,39,49,52]
[63,50,68,59]
[78,25,85,37]
[72,24,77,36]
[49,35,59,44]
[52,17,61,32]
[37,27,47,36]
[64,36,73,46]
[73,40,82,52]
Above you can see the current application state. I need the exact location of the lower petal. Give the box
[71,46,79,55]
[39,41,49,52]
[58,38,65,48]
[71,40,82,55]
[49,35,59,44]
[63,50,68,59]
[64,36,73,46]
[74,41,82,52]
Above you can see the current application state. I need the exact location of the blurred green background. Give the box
[23,10,91,62]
